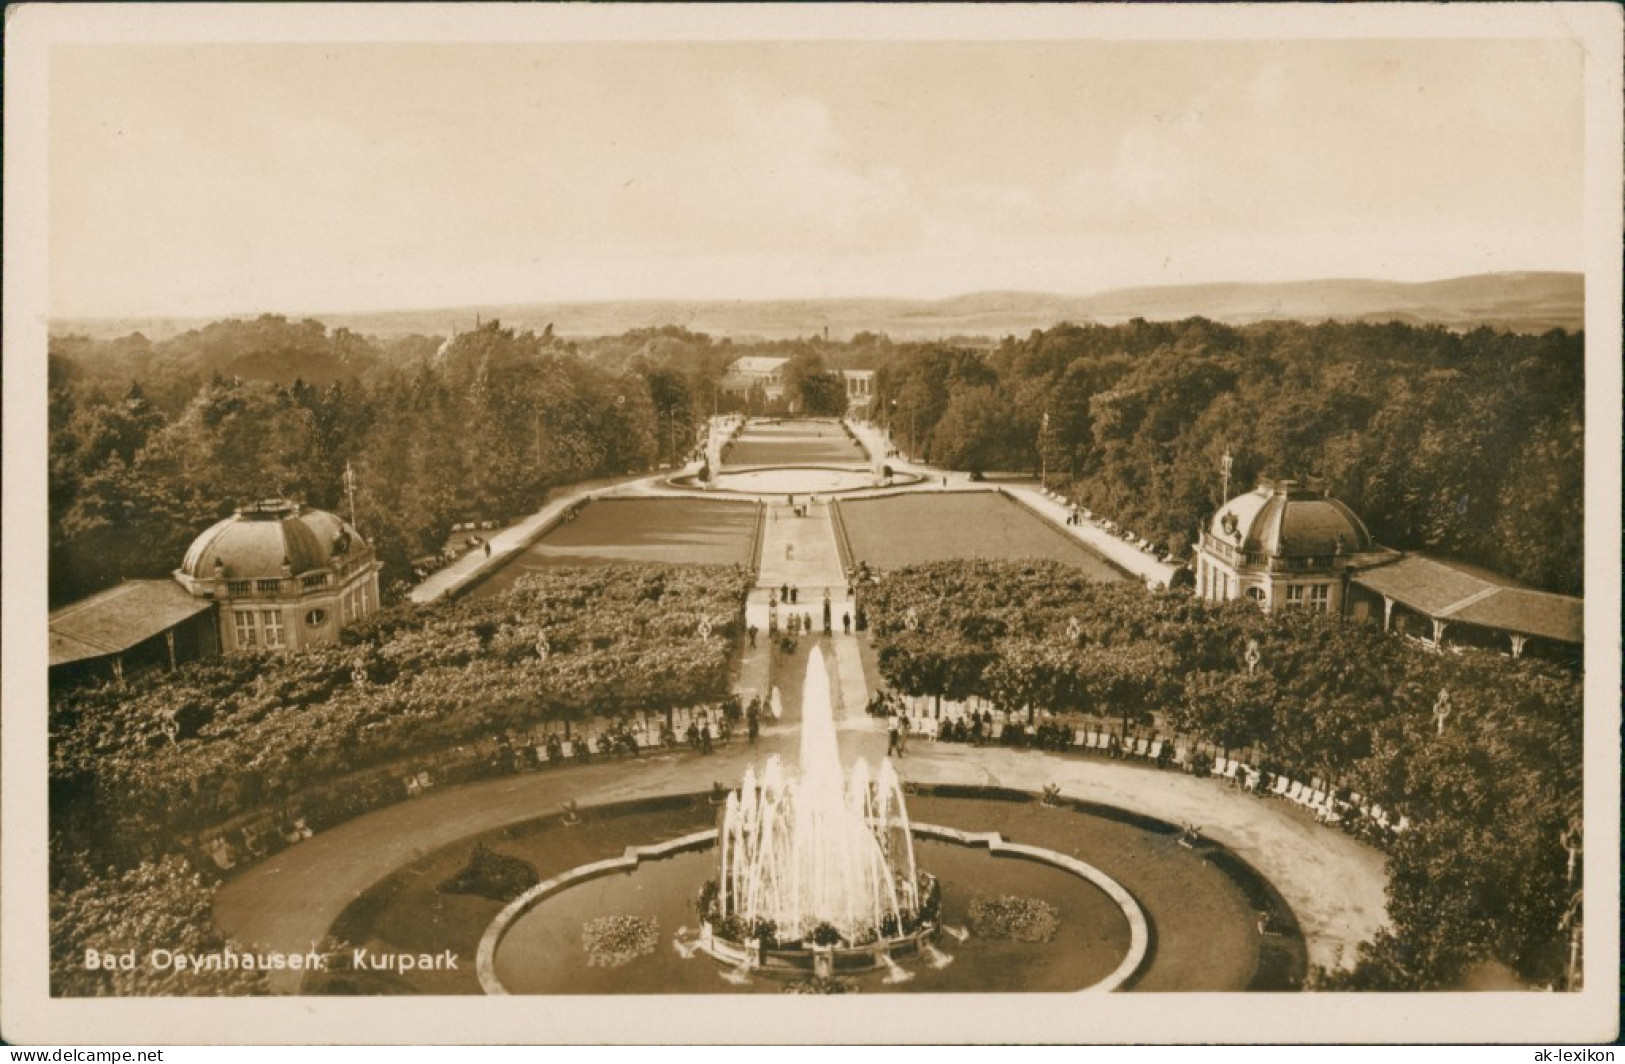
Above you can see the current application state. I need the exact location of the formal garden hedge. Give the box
[50,564,752,874]
[864,559,1583,990]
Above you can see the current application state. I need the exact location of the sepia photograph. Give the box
[3,2,1620,1047]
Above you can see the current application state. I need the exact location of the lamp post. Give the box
[1040,411,1050,491]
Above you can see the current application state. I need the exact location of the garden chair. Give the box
[1305,789,1325,810]
[1148,739,1165,762]
[1074,727,1090,747]
[1285,780,1303,802]
[1133,737,1150,759]
[1172,741,1190,767]
[417,770,435,791]
[1272,775,1290,797]
[1394,815,1411,833]
[404,775,421,797]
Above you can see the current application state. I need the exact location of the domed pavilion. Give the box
[173,498,382,653]
[1194,478,1395,613]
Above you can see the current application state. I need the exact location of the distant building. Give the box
[1195,478,1395,614]
[173,499,382,654]
[1195,477,1581,662]
[720,356,790,402]
[841,369,875,414]
[50,499,383,686]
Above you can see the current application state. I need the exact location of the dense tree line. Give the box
[51,855,270,996]
[48,316,719,604]
[865,559,1583,989]
[872,320,1584,595]
[49,564,747,995]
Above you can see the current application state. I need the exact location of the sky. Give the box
[48,38,1585,318]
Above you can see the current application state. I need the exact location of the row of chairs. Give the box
[1074,729,1167,762]
[901,707,1417,840]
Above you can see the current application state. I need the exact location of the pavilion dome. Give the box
[1210,479,1373,559]
[179,499,366,580]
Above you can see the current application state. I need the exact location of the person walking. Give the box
[701,721,713,755]
[842,612,852,635]
[886,714,901,757]
[896,713,909,757]
[748,624,758,648]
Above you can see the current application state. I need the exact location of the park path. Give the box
[219,416,1387,990]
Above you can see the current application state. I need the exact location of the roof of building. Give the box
[1353,555,1582,645]
[49,579,214,666]
[178,499,366,580]
[727,356,790,375]
[1211,479,1374,558]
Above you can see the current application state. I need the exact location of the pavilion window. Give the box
[254,578,282,594]
[233,610,258,648]
[261,609,286,648]
[227,580,252,596]
[1308,585,1330,612]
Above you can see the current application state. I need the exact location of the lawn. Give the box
[838,492,1126,581]
[469,497,759,600]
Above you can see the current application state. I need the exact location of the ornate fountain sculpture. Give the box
[690,646,938,977]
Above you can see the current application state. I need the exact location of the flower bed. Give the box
[968,895,1061,943]
[581,916,659,968]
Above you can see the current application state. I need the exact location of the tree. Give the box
[52,857,269,996]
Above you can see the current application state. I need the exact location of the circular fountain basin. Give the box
[670,466,922,495]
[479,824,1146,995]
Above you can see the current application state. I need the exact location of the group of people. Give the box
[766,585,852,638]
[684,713,731,754]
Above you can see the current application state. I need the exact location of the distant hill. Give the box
[53,271,1582,342]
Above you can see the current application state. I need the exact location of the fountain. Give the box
[475,648,1161,995]
[691,646,939,974]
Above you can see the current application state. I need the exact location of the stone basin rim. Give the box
[476,819,1151,995]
